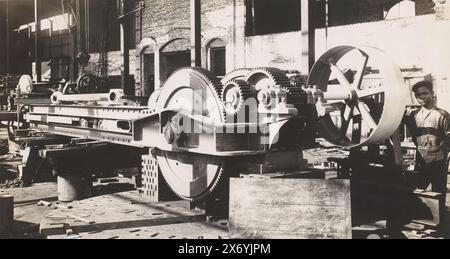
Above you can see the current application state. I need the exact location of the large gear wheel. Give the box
[245,67,293,92]
[222,80,254,116]
[147,89,161,113]
[221,68,252,84]
[157,152,226,202]
[154,67,228,201]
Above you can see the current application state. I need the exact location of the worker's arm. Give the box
[438,110,450,152]
[403,107,418,123]
[443,123,450,152]
[403,107,418,142]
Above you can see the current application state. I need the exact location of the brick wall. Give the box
[127,0,447,97]
[138,0,235,42]
[85,50,137,77]
[134,0,242,95]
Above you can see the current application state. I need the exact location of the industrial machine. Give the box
[8,45,408,204]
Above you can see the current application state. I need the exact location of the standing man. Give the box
[404,81,450,201]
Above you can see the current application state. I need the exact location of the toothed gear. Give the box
[147,89,161,113]
[155,67,225,122]
[245,67,293,92]
[154,67,228,202]
[282,86,306,105]
[158,152,227,202]
[190,66,227,120]
[222,80,254,116]
[191,66,225,100]
[221,68,252,84]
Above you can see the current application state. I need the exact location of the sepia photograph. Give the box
[0,0,450,244]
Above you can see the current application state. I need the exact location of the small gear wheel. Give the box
[245,67,293,92]
[222,80,254,116]
[282,86,305,105]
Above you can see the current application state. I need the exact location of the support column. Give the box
[57,174,93,202]
[154,48,161,89]
[76,0,87,53]
[6,0,10,75]
[301,0,315,76]
[49,158,94,203]
[34,0,42,82]
[191,0,202,67]
[71,28,79,81]
[119,0,132,96]
[85,0,90,53]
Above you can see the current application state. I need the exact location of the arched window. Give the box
[160,38,191,81]
[142,48,155,97]
[207,39,226,77]
[384,0,416,20]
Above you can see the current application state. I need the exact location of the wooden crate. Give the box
[229,178,352,239]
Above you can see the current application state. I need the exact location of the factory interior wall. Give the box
[239,32,303,73]
[116,0,449,97]
[316,14,450,111]
[135,0,237,93]
[82,50,137,89]
[85,50,137,77]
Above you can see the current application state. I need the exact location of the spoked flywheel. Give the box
[307,46,408,148]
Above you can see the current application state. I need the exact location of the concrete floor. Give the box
[2,171,450,239]
[0,183,57,239]
[1,183,228,239]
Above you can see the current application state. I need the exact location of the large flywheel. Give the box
[307,46,408,148]
[154,67,227,201]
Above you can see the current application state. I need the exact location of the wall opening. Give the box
[143,53,155,96]
[245,0,302,36]
[210,48,226,77]
[160,38,191,81]
[161,51,191,81]
[207,39,226,77]
[328,0,361,27]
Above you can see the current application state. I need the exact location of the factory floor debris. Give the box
[1,122,450,240]
[0,183,57,239]
[1,182,228,239]
[1,145,449,239]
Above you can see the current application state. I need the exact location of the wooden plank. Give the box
[47,222,228,240]
[229,178,351,239]
[411,190,443,228]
